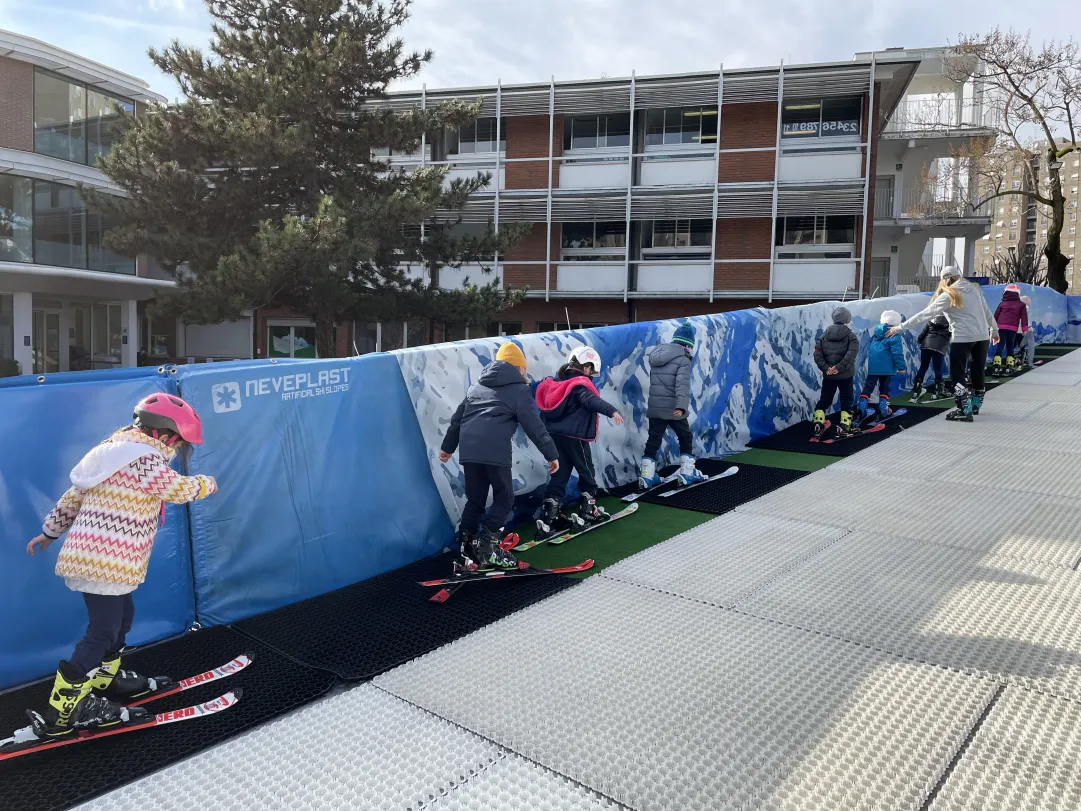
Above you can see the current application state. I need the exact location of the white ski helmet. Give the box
[880,310,902,327]
[568,345,602,374]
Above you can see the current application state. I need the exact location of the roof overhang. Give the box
[0,262,174,301]
[0,28,165,104]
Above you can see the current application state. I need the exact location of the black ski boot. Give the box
[92,651,175,702]
[946,384,974,422]
[453,528,480,573]
[535,498,563,539]
[31,660,147,741]
[910,382,924,401]
[470,527,522,571]
[576,493,609,525]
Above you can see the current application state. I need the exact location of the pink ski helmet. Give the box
[1006,283,1021,293]
[133,393,204,445]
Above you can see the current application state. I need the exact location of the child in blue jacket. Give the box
[858,310,906,423]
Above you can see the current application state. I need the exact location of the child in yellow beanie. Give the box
[439,341,559,571]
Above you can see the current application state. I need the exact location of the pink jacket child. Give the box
[994,285,1029,333]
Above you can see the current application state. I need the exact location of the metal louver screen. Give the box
[499,92,552,116]
[776,186,865,215]
[720,74,780,103]
[554,86,632,115]
[633,80,719,109]
[715,191,775,218]
[781,70,871,99]
[630,193,715,219]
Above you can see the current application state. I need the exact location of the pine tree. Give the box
[84,0,526,357]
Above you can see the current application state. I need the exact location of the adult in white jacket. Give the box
[888,265,999,421]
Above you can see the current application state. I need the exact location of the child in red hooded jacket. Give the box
[533,346,623,539]
[992,284,1029,373]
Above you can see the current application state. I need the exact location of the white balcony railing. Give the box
[874,187,991,220]
[777,147,863,183]
[634,261,713,293]
[884,98,1000,135]
[772,259,857,295]
[639,154,716,187]
[559,153,631,189]
[436,264,503,291]
[555,261,627,293]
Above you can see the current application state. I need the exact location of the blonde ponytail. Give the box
[935,278,963,309]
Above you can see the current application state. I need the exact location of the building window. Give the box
[774,215,856,258]
[644,107,718,146]
[26,180,135,273]
[444,117,507,155]
[639,220,712,260]
[983,246,990,253]
[268,323,318,358]
[1009,231,1018,240]
[1010,219,1018,227]
[1012,180,1022,189]
[1070,227,1077,235]
[536,322,609,333]
[1071,240,1077,249]
[781,97,862,139]
[487,321,521,337]
[34,70,133,166]
[353,319,433,353]
[0,294,14,368]
[0,176,33,263]
[563,113,631,150]
[560,221,626,261]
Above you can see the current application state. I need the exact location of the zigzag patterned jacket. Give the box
[42,429,217,595]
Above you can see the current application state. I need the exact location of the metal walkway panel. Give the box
[601,513,848,608]
[426,755,627,810]
[986,383,1081,402]
[740,532,1081,700]
[376,577,996,811]
[931,687,1081,811]
[937,446,1081,499]
[829,436,981,478]
[75,685,503,811]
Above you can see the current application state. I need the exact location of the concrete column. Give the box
[58,301,71,373]
[120,299,139,368]
[12,292,32,375]
[963,238,976,277]
[176,318,186,359]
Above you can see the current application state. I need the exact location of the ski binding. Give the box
[809,419,832,443]
[622,472,681,502]
[514,502,638,552]
[422,560,595,603]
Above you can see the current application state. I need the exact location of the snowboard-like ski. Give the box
[513,503,639,552]
[659,466,739,498]
[913,389,951,404]
[860,407,907,430]
[820,422,887,444]
[0,691,242,761]
[422,560,594,603]
[809,420,832,443]
[621,473,680,502]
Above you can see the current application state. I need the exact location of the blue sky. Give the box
[0,0,1074,99]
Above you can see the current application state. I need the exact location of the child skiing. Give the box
[858,310,906,424]
[912,314,951,400]
[638,322,706,489]
[439,342,560,571]
[992,284,1028,374]
[24,394,217,741]
[534,346,624,539]
[812,307,859,438]
[888,265,999,422]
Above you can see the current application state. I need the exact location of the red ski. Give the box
[422,559,594,603]
[129,652,253,707]
[821,422,886,444]
[0,690,242,761]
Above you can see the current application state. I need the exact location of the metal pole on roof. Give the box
[767,61,785,304]
[858,53,877,299]
[545,76,555,303]
[494,80,502,282]
[623,70,635,305]
[709,64,724,305]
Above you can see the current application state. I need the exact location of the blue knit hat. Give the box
[672,322,695,348]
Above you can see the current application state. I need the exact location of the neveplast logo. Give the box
[212,368,352,414]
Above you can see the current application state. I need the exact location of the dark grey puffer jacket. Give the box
[441,361,558,467]
[813,322,860,380]
[646,343,692,419]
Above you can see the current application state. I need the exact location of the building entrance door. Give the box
[32,308,61,374]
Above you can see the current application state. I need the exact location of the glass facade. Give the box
[34,70,134,166]
[0,176,135,273]
[0,294,14,368]
[0,176,33,263]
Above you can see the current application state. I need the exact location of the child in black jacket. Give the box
[812,307,860,437]
[912,315,951,400]
[534,346,623,538]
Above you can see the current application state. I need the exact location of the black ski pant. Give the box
[994,329,1018,360]
[815,377,854,413]
[460,462,514,536]
[950,340,990,391]
[545,435,597,501]
[70,592,135,675]
[643,417,693,459]
[915,348,946,387]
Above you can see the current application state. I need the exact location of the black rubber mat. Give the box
[0,625,335,811]
[747,405,943,457]
[1036,345,1079,356]
[637,460,809,515]
[234,551,577,681]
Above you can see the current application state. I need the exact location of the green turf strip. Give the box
[517,497,711,578]
[724,448,838,471]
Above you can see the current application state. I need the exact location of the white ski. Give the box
[621,473,681,503]
[659,466,739,498]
